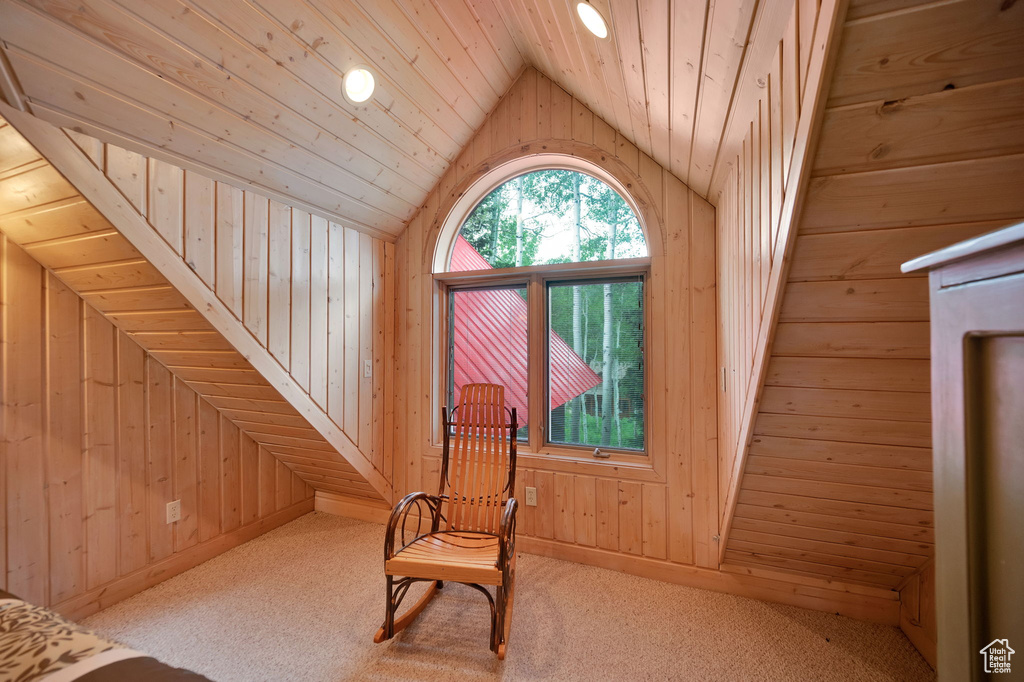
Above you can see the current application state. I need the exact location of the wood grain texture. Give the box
[0,235,313,611]
[0,106,393,500]
[0,0,519,237]
[716,0,1024,610]
[828,0,1024,107]
[394,68,719,597]
[0,0,803,225]
[716,0,842,568]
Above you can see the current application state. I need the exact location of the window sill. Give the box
[422,444,665,483]
[518,449,663,482]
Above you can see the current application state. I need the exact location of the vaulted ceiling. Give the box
[0,0,777,238]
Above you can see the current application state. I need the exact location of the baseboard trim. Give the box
[520,536,899,625]
[315,491,392,523]
[316,493,899,625]
[54,499,314,621]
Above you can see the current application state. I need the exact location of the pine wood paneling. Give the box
[759,386,931,422]
[721,0,1024,612]
[754,413,932,448]
[0,0,525,236]
[147,358,174,564]
[0,107,393,501]
[749,435,931,471]
[0,235,313,614]
[117,336,147,574]
[268,201,292,367]
[764,357,931,392]
[715,0,834,557]
[827,0,1024,107]
[801,155,1024,234]
[815,78,1024,176]
[173,379,199,552]
[0,0,811,225]
[84,307,118,588]
[46,274,83,603]
[4,241,48,603]
[779,278,930,322]
[222,419,242,533]
[393,68,719,585]
[787,221,1006,282]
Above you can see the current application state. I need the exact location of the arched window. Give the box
[437,167,650,458]
[450,169,647,270]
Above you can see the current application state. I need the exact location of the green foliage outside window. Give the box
[452,169,647,452]
[456,169,646,270]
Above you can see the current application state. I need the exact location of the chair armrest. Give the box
[498,497,518,569]
[384,492,444,561]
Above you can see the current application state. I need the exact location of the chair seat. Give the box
[385,531,502,585]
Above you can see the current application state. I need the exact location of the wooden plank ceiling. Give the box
[0,111,389,502]
[722,0,1024,589]
[0,0,776,236]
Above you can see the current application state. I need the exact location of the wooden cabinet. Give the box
[904,224,1024,681]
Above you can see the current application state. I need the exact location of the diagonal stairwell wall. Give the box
[0,102,394,506]
[0,114,329,618]
[715,0,1024,665]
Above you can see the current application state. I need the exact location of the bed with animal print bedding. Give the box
[0,590,212,681]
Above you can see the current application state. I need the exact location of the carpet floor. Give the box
[82,512,934,681]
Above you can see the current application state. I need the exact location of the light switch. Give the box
[363,360,372,378]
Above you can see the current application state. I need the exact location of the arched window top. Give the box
[448,169,647,272]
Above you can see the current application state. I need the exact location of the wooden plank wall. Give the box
[393,67,720,572]
[0,110,390,500]
[715,0,826,522]
[380,67,900,621]
[0,0,525,237]
[0,233,313,616]
[721,0,1024,608]
[61,129,395,492]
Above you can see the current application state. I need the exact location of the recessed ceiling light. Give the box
[576,2,608,39]
[343,66,375,104]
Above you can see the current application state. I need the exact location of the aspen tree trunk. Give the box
[515,176,525,267]
[569,174,584,443]
[614,321,622,447]
[601,199,617,446]
[490,200,499,261]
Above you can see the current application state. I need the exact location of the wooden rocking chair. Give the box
[374,383,519,658]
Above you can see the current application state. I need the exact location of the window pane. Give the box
[448,286,529,441]
[547,279,644,451]
[450,169,647,271]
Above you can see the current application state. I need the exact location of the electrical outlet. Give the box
[363,359,372,378]
[166,499,181,524]
[525,486,537,507]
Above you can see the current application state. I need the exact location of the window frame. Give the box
[435,257,652,464]
[430,157,664,480]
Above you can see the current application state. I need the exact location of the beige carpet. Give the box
[83,513,933,681]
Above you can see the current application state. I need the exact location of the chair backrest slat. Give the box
[444,383,513,534]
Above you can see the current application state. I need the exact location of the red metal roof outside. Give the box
[450,236,601,426]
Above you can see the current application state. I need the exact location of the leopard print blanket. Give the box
[0,596,135,681]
